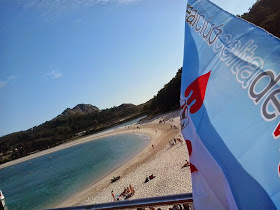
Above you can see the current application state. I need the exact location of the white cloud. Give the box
[0,75,16,89]
[46,70,63,79]
[18,0,141,22]
[20,0,140,10]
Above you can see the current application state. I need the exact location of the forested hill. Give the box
[240,0,280,38]
[144,68,182,114]
[0,103,145,164]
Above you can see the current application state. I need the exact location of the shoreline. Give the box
[50,132,152,209]
[0,124,147,170]
[56,111,192,209]
[1,110,192,210]
[56,126,165,208]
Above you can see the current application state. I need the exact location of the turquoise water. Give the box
[0,133,149,210]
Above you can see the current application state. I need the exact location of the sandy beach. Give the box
[56,111,192,209]
[0,111,192,209]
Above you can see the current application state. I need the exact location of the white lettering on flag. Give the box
[181,0,280,209]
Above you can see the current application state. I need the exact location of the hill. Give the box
[0,103,144,164]
[240,0,280,38]
[59,104,100,117]
[144,68,182,114]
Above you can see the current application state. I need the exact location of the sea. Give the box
[0,116,149,210]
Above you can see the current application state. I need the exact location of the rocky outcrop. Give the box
[61,104,100,116]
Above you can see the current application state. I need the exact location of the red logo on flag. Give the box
[181,72,211,173]
[180,71,211,130]
[184,71,211,114]
[273,123,280,139]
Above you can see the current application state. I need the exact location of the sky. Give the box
[0,0,256,136]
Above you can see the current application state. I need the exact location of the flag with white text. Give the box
[180,0,280,209]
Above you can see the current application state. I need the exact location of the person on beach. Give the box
[182,160,190,168]
[177,138,184,146]
[119,188,127,197]
[149,174,155,180]
[122,185,135,200]
[111,190,116,201]
[129,184,135,194]
[144,175,149,183]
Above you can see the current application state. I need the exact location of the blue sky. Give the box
[0,0,256,136]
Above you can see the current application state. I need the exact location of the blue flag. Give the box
[180,0,280,209]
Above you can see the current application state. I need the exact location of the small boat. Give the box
[0,190,5,209]
[111,176,120,183]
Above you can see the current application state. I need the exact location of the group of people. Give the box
[170,125,178,129]
[144,174,156,183]
[158,119,165,124]
[181,160,190,168]
[111,184,135,201]
[169,138,184,147]
[158,117,175,124]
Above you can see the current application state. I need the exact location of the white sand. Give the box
[57,111,192,209]
[80,137,192,205]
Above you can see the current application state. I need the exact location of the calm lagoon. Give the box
[0,128,149,210]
